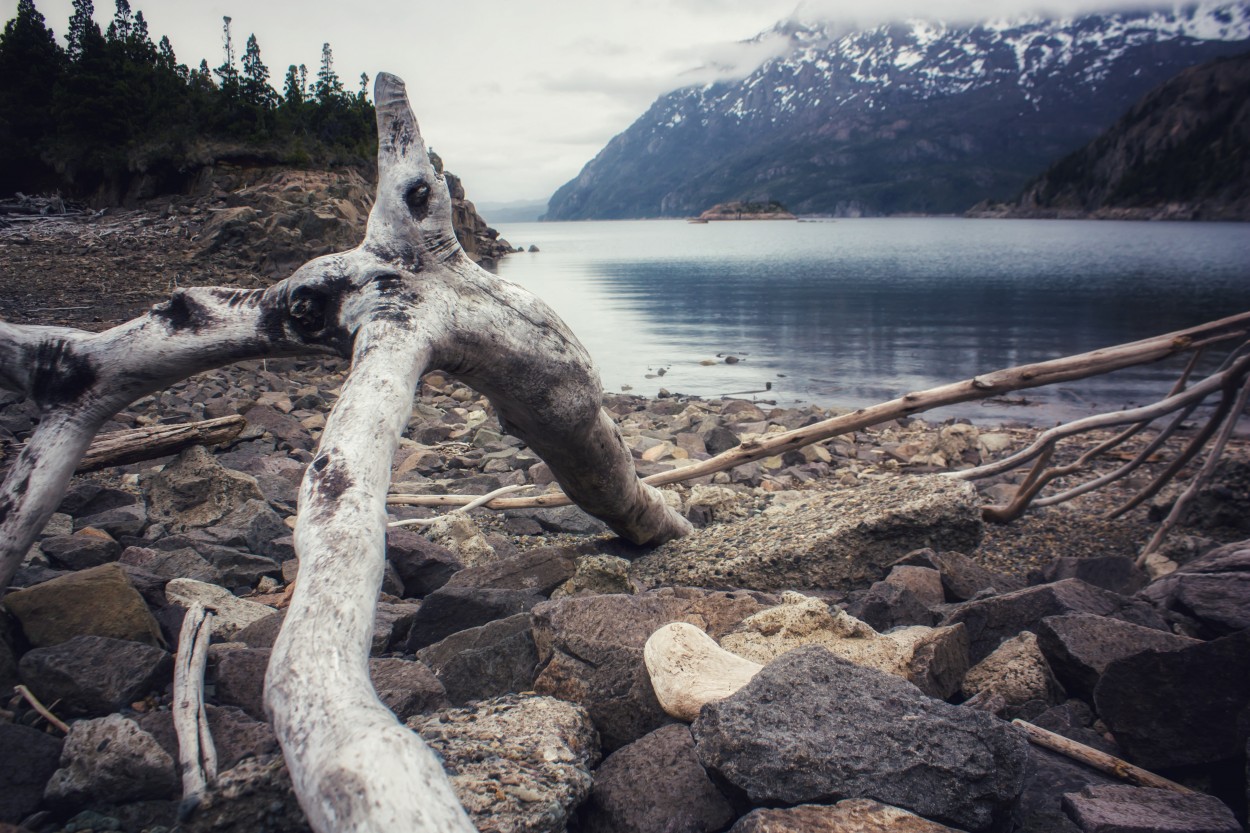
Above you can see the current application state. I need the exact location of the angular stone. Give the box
[1062,785,1241,833]
[531,587,774,749]
[632,477,983,591]
[205,498,289,558]
[0,723,62,824]
[721,593,968,699]
[418,613,539,705]
[941,579,1168,663]
[373,601,421,655]
[44,714,178,809]
[580,724,735,833]
[442,546,578,595]
[1094,629,1250,769]
[1137,542,1250,637]
[38,530,120,571]
[1036,614,1199,701]
[694,646,1030,832]
[368,657,447,720]
[385,527,463,598]
[1036,556,1147,596]
[527,505,610,536]
[3,562,164,648]
[213,647,271,720]
[19,635,173,716]
[235,610,286,649]
[119,545,222,584]
[729,800,965,832]
[550,555,634,598]
[411,695,599,833]
[243,403,314,451]
[846,580,937,631]
[1013,746,1117,833]
[895,548,1023,602]
[404,586,544,652]
[146,445,265,531]
[72,503,148,538]
[137,704,279,772]
[962,631,1064,707]
[164,578,277,640]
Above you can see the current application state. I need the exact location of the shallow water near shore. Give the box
[493,217,1250,424]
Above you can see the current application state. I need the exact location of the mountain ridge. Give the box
[546,2,1250,219]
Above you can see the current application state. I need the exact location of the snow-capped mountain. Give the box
[546,2,1250,219]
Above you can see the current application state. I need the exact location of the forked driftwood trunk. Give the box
[0,73,688,830]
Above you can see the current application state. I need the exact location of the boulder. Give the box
[119,545,222,584]
[3,562,164,648]
[411,695,599,833]
[729,800,966,832]
[163,578,276,640]
[72,503,148,538]
[213,647,271,720]
[1094,629,1250,770]
[38,530,120,571]
[692,646,1029,832]
[368,657,447,720]
[137,704,278,772]
[19,635,172,716]
[1033,556,1147,596]
[146,445,265,531]
[441,545,578,595]
[631,477,983,591]
[940,579,1168,663]
[235,610,286,649]
[179,755,306,833]
[421,514,498,568]
[1035,614,1199,701]
[1137,541,1250,637]
[372,601,421,655]
[531,587,774,749]
[894,548,1023,601]
[1013,746,1117,833]
[845,579,937,631]
[720,593,968,699]
[417,613,540,705]
[404,586,544,652]
[44,714,179,809]
[242,403,315,451]
[961,631,1065,707]
[550,555,635,598]
[0,723,62,823]
[385,527,463,597]
[578,724,735,833]
[1062,785,1241,833]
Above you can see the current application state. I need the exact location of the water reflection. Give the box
[494,218,1250,423]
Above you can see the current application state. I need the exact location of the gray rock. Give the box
[1013,747,1117,833]
[163,578,276,640]
[19,635,172,716]
[729,800,966,832]
[404,586,544,652]
[385,526,463,597]
[38,531,121,571]
[1062,785,1241,833]
[895,548,1023,601]
[58,484,137,519]
[213,647,270,720]
[44,714,179,809]
[179,755,308,833]
[72,503,148,538]
[203,498,290,558]
[373,601,421,655]
[961,631,1065,707]
[418,613,539,705]
[941,579,1169,663]
[1137,541,1250,637]
[138,704,279,771]
[1034,556,1146,596]
[846,580,937,631]
[146,445,265,531]
[1094,629,1250,770]
[701,425,742,455]
[551,554,635,598]
[119,545,222,584]
[2,562,164,648]
[1036,614,1199,701]
[0,722,63,823]
[692,645,1029,832]
[243,403,314,451]
[632,477,983,592]
[442,546,578,595]
[411,695,599,833]
[579,723,735,833]
[527,505,610,536]
[236,610,286,649]
[368,657,447,720]
[531,587,774,749]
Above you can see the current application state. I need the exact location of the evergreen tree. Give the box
[105,0,131,42]
[357,71,369,101]
[157,33,175,68]
[299,63,308,97]
[314,42,344,102]
[0,0,66,189]
[214,15,238,91]
[282,64,302,106]
[241,33,274,107]
[65,0,98,62]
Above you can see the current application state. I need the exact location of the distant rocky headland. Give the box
[695,201,796,221]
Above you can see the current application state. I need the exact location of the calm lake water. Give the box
[492,218,1250,424]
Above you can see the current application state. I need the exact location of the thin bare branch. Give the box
[15,683,69,734]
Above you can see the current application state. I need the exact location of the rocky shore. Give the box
[2,190,1249,833]
[1,354,1248,833]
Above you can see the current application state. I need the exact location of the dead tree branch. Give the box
[174,602,217,814]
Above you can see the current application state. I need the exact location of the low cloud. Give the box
[792,0,1181,27]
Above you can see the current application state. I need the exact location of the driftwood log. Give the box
[0,73,688,831]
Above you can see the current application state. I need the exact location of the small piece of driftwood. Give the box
[76,415,247,473]
[1012,719,1193,794]
[15,683,69,734]
[173,602,217,815]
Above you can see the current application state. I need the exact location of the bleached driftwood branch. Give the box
[0,73,690,831]
[174,602,217,814]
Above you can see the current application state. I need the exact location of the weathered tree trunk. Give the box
[0,73,689,830]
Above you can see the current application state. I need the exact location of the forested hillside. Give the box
[0,0,376,202]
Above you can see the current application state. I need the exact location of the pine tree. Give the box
[1,0,67,190]
[314,42,344,102]
[358,71,369,101]
[157,33,175,68]
[65,0,98,62]
[282,64,303,106]
[241,33,274,107]
[105,0,131,42]
[214,15,238,91]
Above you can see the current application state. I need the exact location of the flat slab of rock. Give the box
[693,645,1029,832]
[147,445,265,530]
[411,695,599,833]
[630,477,983,591]
[1062,785,1241,833]
[418,612,539,705]
[1137,541,1250,637]
[1036,613,1199,701]
[729,799,966,832]
[164,578,276,640]
[3,562,164,648]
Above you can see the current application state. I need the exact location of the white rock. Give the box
[644,622,763,722]
[165,578,276,639]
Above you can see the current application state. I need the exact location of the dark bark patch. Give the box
[152,290,217,333]
[210,288,263,309]
[365,242,419,270]
[404,181,431,221]
[29,341,96,407]
[308,453,353,517]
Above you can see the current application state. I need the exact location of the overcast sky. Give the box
[7,0,1173,204]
